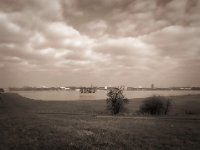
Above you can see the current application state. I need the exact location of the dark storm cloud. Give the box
[0,0,200,87]
[61,0,200,37]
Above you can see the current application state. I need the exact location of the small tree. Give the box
[139,95,172,115]
[106,88,128,115]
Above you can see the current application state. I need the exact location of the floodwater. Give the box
[14,90,200,101]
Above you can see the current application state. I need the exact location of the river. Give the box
[13,90,200,101]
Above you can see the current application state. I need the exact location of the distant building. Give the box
[151,84,154,89]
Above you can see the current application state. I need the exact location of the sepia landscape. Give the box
[0,0,200,150]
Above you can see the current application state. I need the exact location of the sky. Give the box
[0,0,200,88]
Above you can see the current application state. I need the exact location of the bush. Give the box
[0,88,4,93]
[106,88,128,115]
[139,95,172,115]
[185,110,197,115]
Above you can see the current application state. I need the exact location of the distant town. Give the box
[7,84,200,91]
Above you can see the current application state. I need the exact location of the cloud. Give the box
[0,12,29,44]
[94,37,157,57]
[142,25,200,58]
[0,0,200,87]
[45,22,80,39]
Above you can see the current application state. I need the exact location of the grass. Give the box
[0,93,200,149]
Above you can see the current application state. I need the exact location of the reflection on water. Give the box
[13,90,200,101]
[79,93,96,100]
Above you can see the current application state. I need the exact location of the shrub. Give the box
[185,110,197,115]
[106,88,128,115]
[139,95,172,115]
[0,88,4,93]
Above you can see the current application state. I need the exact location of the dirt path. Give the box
[37,112,200,121]
[96,115,200,121]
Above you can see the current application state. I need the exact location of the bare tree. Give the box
[106,88,128,114]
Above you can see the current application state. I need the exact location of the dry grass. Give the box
[0,93,200,150]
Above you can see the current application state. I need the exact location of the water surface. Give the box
[14,90,200,101]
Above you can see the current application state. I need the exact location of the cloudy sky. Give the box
[0,0,200,88]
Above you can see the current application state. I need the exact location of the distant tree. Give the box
[0,88,4,104]
[106,88,128,114]
[139,95,172,115]
[0,88,4,93]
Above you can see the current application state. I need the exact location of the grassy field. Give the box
[0,93,200,150]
